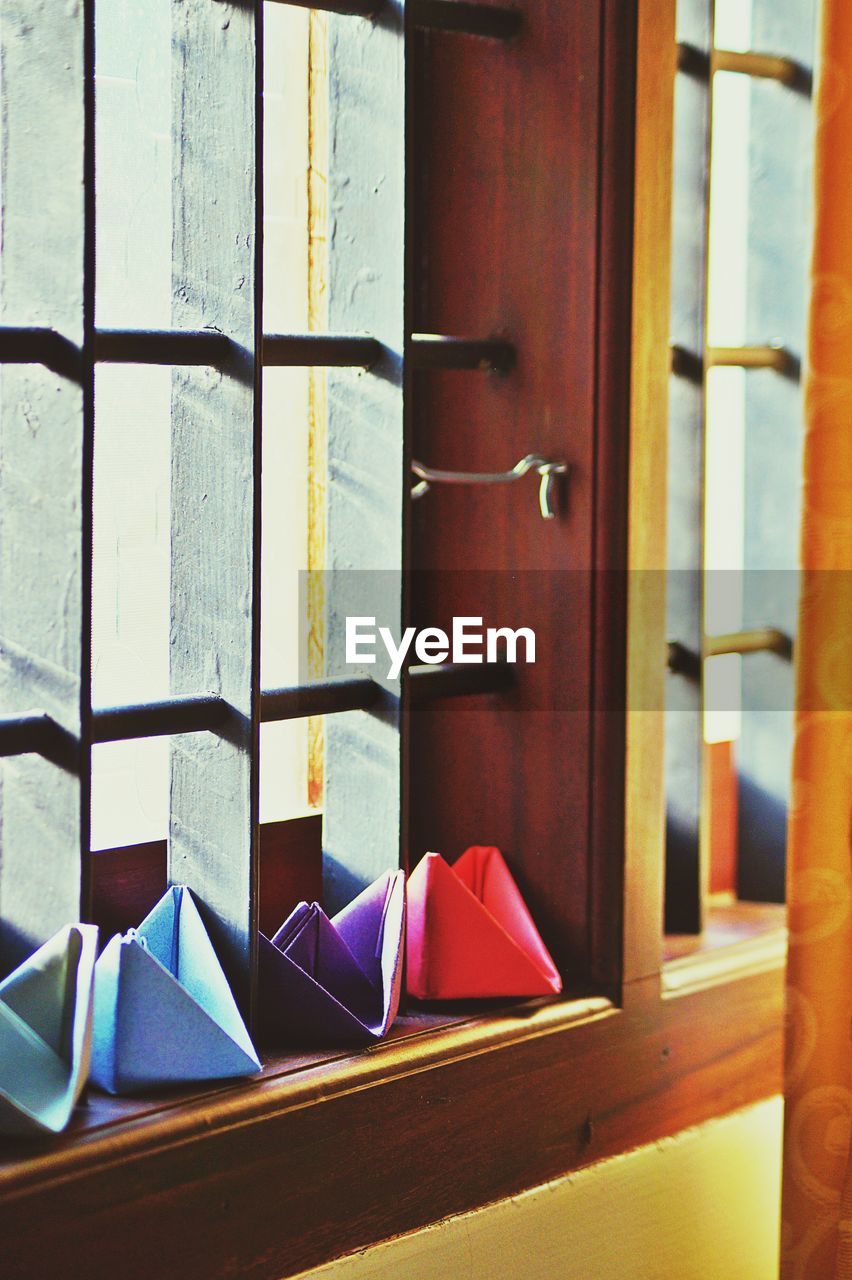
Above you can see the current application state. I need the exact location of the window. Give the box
[0,3,792,1276]
[91,1,315,852]
[664,0,816,946]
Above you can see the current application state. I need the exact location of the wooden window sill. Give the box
[0,943,784,1280]
[663,900,787,991]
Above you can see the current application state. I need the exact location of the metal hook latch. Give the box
[411,454,569,520]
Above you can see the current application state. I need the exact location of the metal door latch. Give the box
[411,453,569,520]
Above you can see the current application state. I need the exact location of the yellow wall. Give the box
[295,1098,783,1280]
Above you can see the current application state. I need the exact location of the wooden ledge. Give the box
[0,992,614,1200]
[0,959,784,1280]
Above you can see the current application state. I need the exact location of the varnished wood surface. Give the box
[0,954,783,1280]
[663,898,786,963]
[622,0,676,988]
[0,6,789,1277]
[586,0,637,991]
[90,816,323,943]
[408,0,634,988]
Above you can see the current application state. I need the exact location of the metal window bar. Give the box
[266,0,522,41]
[677,41,811,94]
[0,0,521,1016]
[0,326,514,372]
[671,341,799,381]
[0,663,513,758]
[711,48,809,91]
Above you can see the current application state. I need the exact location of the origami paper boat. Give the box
[0,923,98,1136]
[406,847,562,1000]
[91,885,260,1095]
[259,869,405,1046]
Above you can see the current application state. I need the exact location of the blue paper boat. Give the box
[0,923,98,1136]
[91,885,260,1095]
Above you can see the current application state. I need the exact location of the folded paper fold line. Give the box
[91,885,260,1095]
[0,922,98,1136]
[406,847,562,1000]
[259,868,405,1046]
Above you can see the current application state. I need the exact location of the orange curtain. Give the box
[780,2,852,1276]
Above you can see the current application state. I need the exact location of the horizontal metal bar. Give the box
[261,676,381,722]
[706,344,797,375]
[4,327,523,375]
[666,641,702,681]
[677,43,810,93]
[410,334,516,372]
[670,344,704,383]
[676,42,710,78]
[0,712,63,758]
[408,660,513,703]
[94,328,233,366]
[712,48,810,91]
[92,694,230,743]
[263,0,377,15]
[0,665,514,757]
[262,333,382,368]
[410,0,521,38]
[704,628,793,660]
[262,664,513,717]
[0,325,80,374]
[671,343,799,380]
[262,0,521,33]
[668,629,793,677]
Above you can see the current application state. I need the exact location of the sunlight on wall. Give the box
[703,0,753,746]
[295,1098,784,1280]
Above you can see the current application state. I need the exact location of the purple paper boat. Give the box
[258,869,405,1047]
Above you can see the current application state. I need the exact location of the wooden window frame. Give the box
[0,3,786,1278]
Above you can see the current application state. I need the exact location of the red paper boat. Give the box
[406,847,562,999]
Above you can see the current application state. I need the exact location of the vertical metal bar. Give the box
[169,0,262,1015]
[322,7,407,912]
[0,3,92,969]
[665,0,713,934]
[737,0,815,904]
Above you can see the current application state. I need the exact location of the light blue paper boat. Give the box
[91,885,260,1095]
[0,923,98,1136]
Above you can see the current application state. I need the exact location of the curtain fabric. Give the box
[780,2,852,1275]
